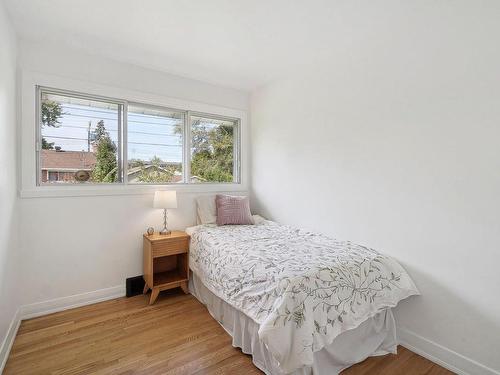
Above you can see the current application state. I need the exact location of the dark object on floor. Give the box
[126,275,145,297]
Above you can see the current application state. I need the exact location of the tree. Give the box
[190,121,234,182]
[91,120,108,143]
[41,100,64,127]
[41,100,64,149]
[91,121,118,183]
[137,156,176,183]
[174,120,234,182]
[128,159,146,169]
[41,138,55,150]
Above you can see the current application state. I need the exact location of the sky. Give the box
[42,101,184,163]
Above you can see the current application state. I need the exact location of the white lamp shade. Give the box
[153,191,177,209]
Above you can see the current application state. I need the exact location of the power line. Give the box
[58,104,233,126]
[47,124,182,138]
[128,142,181,148]
[44,136,181,148]
[61,112,181,126]
[43,135,90,141]
[62,104,183,120]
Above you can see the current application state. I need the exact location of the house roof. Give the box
[41,151,208,182]
[41,150,96,171]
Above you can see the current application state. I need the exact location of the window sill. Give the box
[20,183,247,198]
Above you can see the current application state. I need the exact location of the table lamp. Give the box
[153,191,177,235]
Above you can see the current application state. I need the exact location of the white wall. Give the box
[16,41,250,308]
[0,0,19,362]
[251,13,500,375]
[19,40,249,111]
[17,192,242,306]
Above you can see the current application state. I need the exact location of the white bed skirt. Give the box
[189,272,398,375]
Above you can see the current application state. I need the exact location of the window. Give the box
[36,87,240,186]
[39,90,122,184]
[127,105,184,184]
[48,171,58,182]
[190,115,238,183]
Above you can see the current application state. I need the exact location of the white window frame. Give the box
[187,111,241,185]
[36,86,126,186]
[20,72,248,198]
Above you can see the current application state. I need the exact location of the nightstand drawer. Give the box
[152,238,189,258]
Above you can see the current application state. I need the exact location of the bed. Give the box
[186,218,419,375]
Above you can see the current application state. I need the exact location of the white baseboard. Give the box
[0,285,125,373]
[0,308,21,373]
[19,285,125,320]
[398,326,500,375]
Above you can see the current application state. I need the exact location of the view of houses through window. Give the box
[40,92,121,184]
[38,88,239,185]
[127,105,184,184]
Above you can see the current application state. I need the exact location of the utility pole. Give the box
[87,121,91,152]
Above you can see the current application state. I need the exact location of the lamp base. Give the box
[159,228,171,235]
[159,208,172,235]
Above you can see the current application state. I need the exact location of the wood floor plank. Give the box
[4,290,454,374]
[425,365,457,375]
[343,346,414,375]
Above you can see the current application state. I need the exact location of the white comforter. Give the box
[188,220,418,373]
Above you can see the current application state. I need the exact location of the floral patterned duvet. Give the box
[188,220,419,373]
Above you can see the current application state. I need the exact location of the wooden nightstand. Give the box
[143,231,190,305]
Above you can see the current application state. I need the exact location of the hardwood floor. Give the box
[341,346,453,375]
[4,290,454,375]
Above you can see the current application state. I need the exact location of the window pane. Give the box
[40,92,121,184]
[127,105,183,184]
[48,171,58,182]
[190,115,236,183]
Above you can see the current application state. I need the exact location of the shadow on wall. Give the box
[393,263,500,373]
[249,193,273,221]
[0,204,19,347]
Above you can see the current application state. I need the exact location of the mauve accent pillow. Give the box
[216,194,254,226]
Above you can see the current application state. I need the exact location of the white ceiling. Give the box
[4,0,499,91]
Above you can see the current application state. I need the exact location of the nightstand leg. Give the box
[143,283,149,294]
[149,288,160,304]
[180,281,189,294]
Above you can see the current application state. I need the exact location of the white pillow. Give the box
[252,214,266,224]
[196,194,262,225]
[196,195,217,224]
